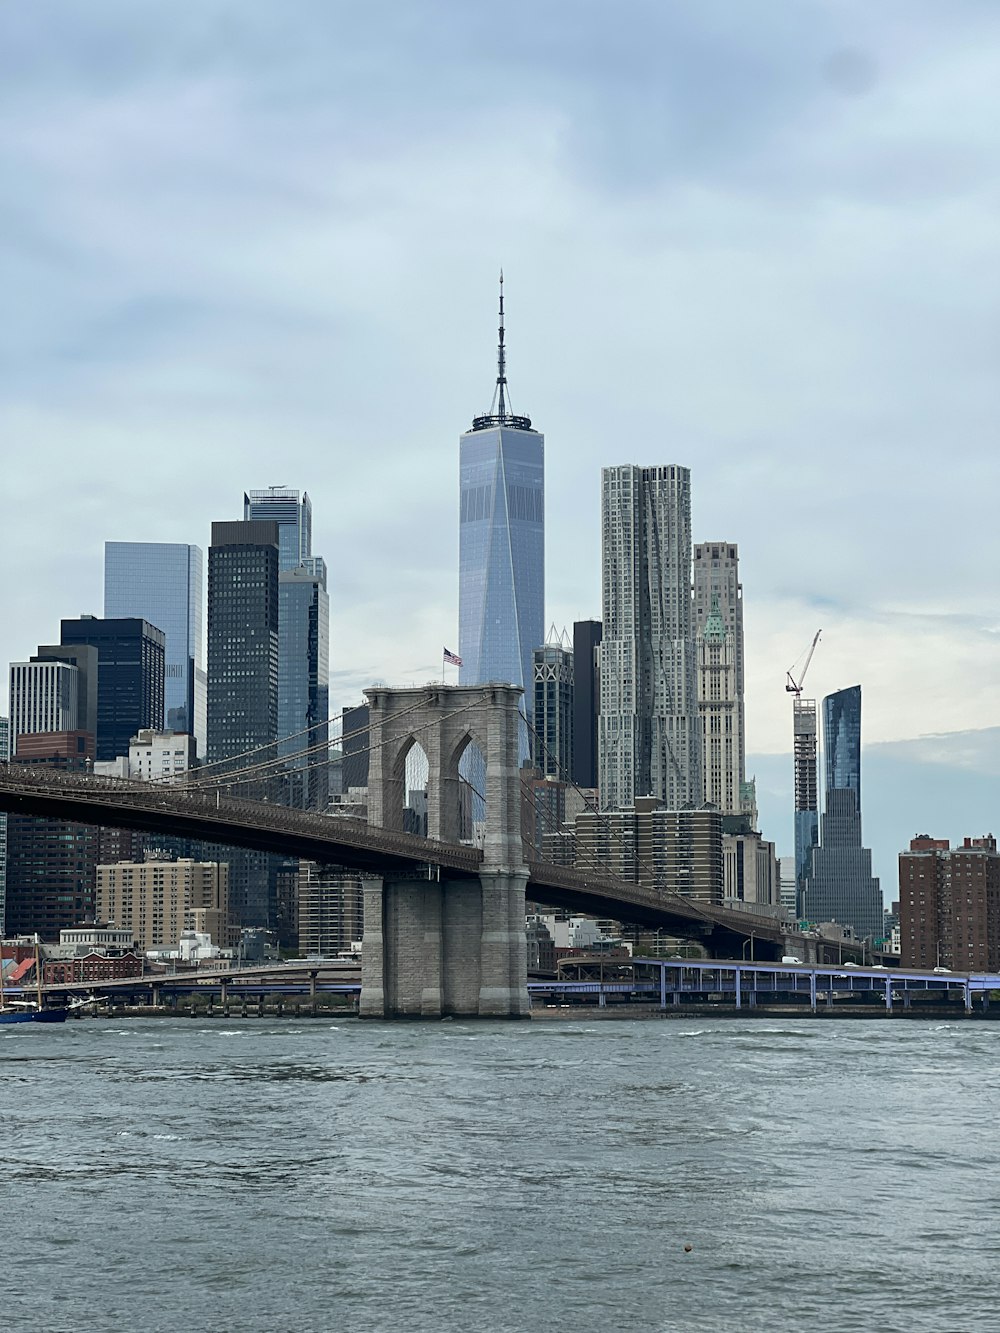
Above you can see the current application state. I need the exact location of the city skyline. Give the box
[2,2,999,895]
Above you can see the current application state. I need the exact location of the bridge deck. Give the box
[0,763,785,942]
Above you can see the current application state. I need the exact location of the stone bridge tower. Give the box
[359,683,530,1018]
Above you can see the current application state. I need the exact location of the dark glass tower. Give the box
[802,685,882,940]
[59,617,165,762]
[207,520,280,930]
[242,488,330,812]
[104,542,206,754]
[532,634,573,780]
[207,521,279,768]
[571,620,602,789]
[458,276,544,715]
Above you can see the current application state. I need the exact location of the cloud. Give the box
[2,0,999,876]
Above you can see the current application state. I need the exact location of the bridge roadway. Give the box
[0,763,785,953]
[22,958,998,1016]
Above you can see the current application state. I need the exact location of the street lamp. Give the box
[742,933,755,962]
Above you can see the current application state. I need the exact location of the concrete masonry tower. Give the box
[360,684,530,1019]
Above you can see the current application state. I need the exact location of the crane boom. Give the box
[785,629,822,695]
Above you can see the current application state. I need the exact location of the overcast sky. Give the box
[3,1,999,886]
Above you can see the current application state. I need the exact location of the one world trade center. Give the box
[458,275,544,719]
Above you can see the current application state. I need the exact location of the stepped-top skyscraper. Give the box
[598,464,700,810]
[458,275,544,715]
[803,684,882,940]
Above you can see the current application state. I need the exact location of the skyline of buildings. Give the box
[0,282,911,952]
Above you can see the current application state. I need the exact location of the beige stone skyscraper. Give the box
[696,597,741,815]
[693,542,745,814]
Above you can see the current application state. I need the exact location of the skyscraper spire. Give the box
[497,269,507,420]
[472,271,532,431]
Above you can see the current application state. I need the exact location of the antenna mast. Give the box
[471,272,532,432]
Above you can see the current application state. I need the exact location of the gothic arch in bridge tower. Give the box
[361,683,530,1019]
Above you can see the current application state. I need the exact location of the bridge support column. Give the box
[360,871,530,1019]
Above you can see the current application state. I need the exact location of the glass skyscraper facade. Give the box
[244,488,312,573]
[207,520,280,930]
[207,522,279,767]
[459,427,544,707]
[278,562,330,810]
[571,619,602,790]
[824,684,861,806]
[244,488,330,811]
[532,636,573,780]
[802,684,882,940]
[60,617,165,763]
[458,280,544,717]
[104,542,206,754]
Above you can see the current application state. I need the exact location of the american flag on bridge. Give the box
[443,647,463,666]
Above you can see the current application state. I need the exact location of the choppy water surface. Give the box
[2,1016,998,1333]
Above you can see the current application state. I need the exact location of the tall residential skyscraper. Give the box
[696,598,740,815]
[825,684,861,803]
[59,617,165,763]
[802,684,882,940]
[244,487,312,573]
[793,698,820,913]
[693,543,744,811]
[532,629,573,780]
[104,542,206,754]
[571,619,601,790]
[598,464,700,810]
[458,276,544,714]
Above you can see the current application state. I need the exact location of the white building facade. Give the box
[8,660,79,746]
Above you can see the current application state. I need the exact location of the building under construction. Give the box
[793,697,819,914]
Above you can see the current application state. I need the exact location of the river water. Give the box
[1,1015,998,1333]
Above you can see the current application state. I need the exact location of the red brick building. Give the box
[43,952,144,985]
[899,835,1000,971]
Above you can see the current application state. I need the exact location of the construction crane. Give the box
[786,630,822,696]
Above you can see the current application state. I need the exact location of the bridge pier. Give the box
[360,870,530,1019]
[361,683,531,1020]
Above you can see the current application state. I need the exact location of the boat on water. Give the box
[0,1005,68,1026]
[0,938,68,1025]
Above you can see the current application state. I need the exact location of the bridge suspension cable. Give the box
[167,691,487,793]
